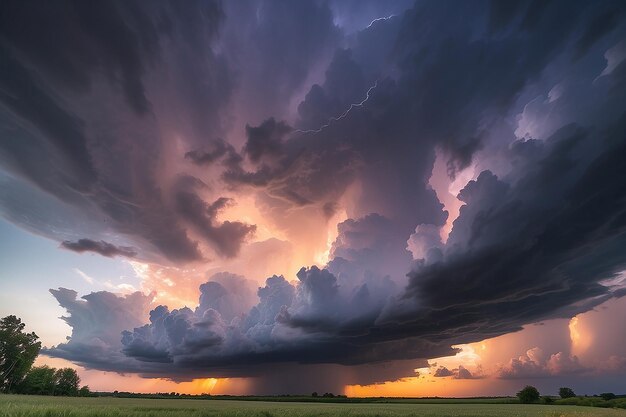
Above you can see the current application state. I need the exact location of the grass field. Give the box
[2,395,626,417]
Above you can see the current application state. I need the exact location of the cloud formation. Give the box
[61,239,137,258]
[0,0,238,263]
[1,0,625,391]
[433,365,478,380]
[497,348,586,379]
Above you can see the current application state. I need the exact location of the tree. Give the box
[17,365,58,395]
[78,385,92,397]
[600,392,616,400]
[0,315,41,392]
[311,392,318,397]
[54,368,80,396]
[559,387,576,399]
[517,385,540,404]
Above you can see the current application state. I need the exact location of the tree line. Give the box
[517,385,619,405]
[1,315,92,396]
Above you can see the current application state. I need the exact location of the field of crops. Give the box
[2,395,626,417]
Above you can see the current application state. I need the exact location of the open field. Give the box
[2,395,626,417]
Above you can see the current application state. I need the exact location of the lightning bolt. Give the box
[366,14,395,29]
[294,80,378,135]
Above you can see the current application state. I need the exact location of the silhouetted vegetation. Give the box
[0,315,41,393]
[555,395,626,409]
[516,386,540,404]
[600,392,616,400]
[0,315,90,396]
[559,387,576,398]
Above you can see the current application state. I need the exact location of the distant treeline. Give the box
[516,385,626,409]
[554,396,626,409]
[97,393,520,404]
[89,392,626,409]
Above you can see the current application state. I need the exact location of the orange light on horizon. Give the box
[345,376,486,398]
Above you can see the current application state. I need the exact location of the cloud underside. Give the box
[61,239,137,258]
[44,113,626,379]
[1,0,625,383]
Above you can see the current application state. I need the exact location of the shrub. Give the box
[517,385,540,404]
[559,387,576,399]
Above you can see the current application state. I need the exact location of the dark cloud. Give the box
[328,0,414,34]
[0,0,253,263]
[49,114,626,382]
[434,366,454,377]
[219,0,340,125]
[185,140,238,167]
[488,0,525,34]
[174,187,256,258]
[574,7,622,60]
[434,365,478,379]
[296,48,367,131]
[218,0,621,241]
[244,119,291,163]
[456,365,475,379]
[45,272,452,379]
[5,0,626,392]
[433,365,479,379]
[0,45,96,197]
[387,118,626,346]
[0,0,175,115]
[61,239,137,258]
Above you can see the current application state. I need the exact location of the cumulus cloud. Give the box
[43,288,154,370]
[45,269,452,379]
[433,365,479,379]
[498,348,586,379]
[407,224,443,263]
[329,214,413,286]
[61,239,137,258]
[433,366,454,377]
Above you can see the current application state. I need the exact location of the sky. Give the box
[1,0,626,396]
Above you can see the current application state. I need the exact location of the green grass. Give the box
[2,395,626,417]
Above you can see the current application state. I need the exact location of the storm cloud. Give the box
[1,0,626,391]
[46,116,626,376]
